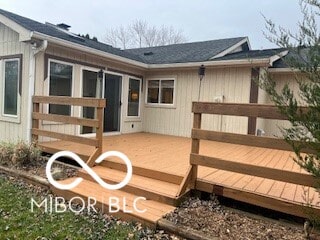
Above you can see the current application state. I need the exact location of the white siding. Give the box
[143,67,252,137]
[0,23,32,142]
[257,72,300,137]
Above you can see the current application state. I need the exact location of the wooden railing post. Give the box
[190,112,202,189]
[96,106,104,153]
[32,100,40,142]
[87,106,104,167]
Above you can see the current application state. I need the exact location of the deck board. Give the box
[39,132,320,217]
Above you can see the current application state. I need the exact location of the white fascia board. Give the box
[268,67,299,73]
[210,37,251,60]
[32,31,148,69]
[148,58,270,69]
[0,14,31,41]
[269,50,289,66]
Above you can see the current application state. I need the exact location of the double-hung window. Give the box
[146,79,175,106]
[2,58,20,118]
[48,60,73,116]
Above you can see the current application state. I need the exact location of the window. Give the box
[3,59,20,116]
[146,79,174,105]
[127,78,141,117]
[48,60,73,115]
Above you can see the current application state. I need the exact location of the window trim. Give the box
[46,58,75,117]
[127,77,142,119]
[145,78,176,108]
[1,57,21,121]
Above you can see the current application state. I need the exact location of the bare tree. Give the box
[104,26,132,49]
[130,20,147,48]
[104,20,187,49]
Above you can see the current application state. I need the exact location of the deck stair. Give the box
[52,161,188,226]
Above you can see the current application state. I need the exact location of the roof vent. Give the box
[56,23,71,31]
[144,51,153,56]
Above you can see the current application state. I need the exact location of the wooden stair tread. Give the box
[79,166,180,198]
[54,178,175,225]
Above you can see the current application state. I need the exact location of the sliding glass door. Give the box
[104,73,122,132]
[81,70,122,134]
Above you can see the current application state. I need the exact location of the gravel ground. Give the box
[165,195,320,240]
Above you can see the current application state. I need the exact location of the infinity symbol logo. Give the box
[46,151,133,190]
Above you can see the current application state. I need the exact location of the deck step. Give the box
[52,178,175,227]
[99,160,183,185]
[78,166,181,206]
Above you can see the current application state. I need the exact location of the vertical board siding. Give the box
[257,72,300,137]
[143,67,251,137]
[0,23,31,142]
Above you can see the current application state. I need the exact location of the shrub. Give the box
[0,142,15,166]
[0,141,42,166]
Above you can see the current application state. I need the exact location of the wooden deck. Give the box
[40,132,320,221]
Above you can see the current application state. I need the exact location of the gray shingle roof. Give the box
[0,8,145,63]
[124,37,247,64]
[0,8,292,67]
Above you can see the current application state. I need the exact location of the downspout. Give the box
[26,39,48,142]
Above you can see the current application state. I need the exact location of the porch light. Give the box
[98,69,104,81]
[197,65,205,101]
[198,65,205,81]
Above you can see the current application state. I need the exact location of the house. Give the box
[0,8,295,143]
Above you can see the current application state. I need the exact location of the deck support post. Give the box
[190,112,202,189]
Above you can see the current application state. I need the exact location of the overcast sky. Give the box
[0,0,303,49]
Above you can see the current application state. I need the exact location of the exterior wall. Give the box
[0,23,32,142]
[143,67,252,137]
[34,44,145,141]
[257,72,299,137]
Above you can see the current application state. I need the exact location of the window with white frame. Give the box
[48,60,73,115]
[2,58,20,117]
[127,78,141,117]
[146,79,175,105]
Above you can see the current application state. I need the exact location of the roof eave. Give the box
[148,58,270,69]
[269,50,289,66]
[32,31,149,69]
[210,37,250,60]
[0,13,32,41]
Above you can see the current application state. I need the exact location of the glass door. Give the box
[81,69,100,134]
[104,73,122,132]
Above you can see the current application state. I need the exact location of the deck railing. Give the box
[177,102,316,196]
[32,96,106,166]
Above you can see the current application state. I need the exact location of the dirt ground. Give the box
[165,195,320,240]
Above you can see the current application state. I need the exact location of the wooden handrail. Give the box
[32,112,99,128]
[190,154,316,187]
[191,128,315,154]
[33,96,106,108]
[192,102,308,120]
[32,95,106,167]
